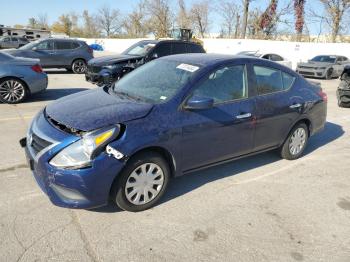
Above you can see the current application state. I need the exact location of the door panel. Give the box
[179,64,256,171]
[30,40,55,66]
[252,64,302,150]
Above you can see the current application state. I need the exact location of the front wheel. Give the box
[112,152,170,212]
[71,59,87,74]
[280,123,309,160]
[0,78,28,104]
[325,68,333,80]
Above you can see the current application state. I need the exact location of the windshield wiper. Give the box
[114,90,143,102]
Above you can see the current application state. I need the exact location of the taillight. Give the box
[88,46,93,54]
[318,90,328,102]
[31,64,43,73]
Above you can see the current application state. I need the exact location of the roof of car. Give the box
[160,53,259,66]
[139,39,201,45]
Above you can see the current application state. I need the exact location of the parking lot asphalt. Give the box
[0,68,349,261]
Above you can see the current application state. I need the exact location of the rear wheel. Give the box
[280,123,309,160]
[0,78,28,104]
[71,59,87,74]
[112,152,170,212]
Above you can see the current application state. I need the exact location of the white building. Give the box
[0,25,51,40]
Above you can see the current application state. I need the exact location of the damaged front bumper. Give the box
[20,112,126,209]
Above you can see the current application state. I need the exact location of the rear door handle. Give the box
[289,103,302,109]
[236,113,252,119]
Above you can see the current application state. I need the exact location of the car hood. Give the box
[45,88,153,132]
[298,61,333,67]
[88,54,143,66]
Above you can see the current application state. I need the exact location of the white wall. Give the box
[82,38,350,70]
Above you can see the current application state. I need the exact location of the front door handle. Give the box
[236,113,252,119]
[289,103,302,109]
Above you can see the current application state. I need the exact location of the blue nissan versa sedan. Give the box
[20,54,327,212]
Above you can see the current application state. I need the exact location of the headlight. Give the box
[103,64,118,70]
[50,126,120,169]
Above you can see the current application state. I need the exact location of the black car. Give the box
[337,65,350,107]
[85,39,205,86]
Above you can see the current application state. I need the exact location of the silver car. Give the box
[0,36,29,49]
[0,52,47,103]
[296,55,349,79]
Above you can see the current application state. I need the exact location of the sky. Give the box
[0,0,326,35]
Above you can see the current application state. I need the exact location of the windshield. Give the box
[311,56,336,63]
[122,41,157,56]
[113,59,201,103]
[19,40,40,50]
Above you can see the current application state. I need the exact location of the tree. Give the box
[51,14,73,36]
[144,0,173,38]
[241,0,251,38]
[177,0,191,28]
[37,13,49,29]
[258,0,278,37]
[190,0,210,38]
[28,18,38,29]
[294,0,306,41]
[318,0,350,42]
[97,5,123,37]
[123,1,149,37]
[217,0,240,38]
[82,10,100,38]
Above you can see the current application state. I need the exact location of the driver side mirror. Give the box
[32,46,38,51]
[184,96,214,110]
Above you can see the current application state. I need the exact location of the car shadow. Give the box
[25,88,89,102]
[44,69,72,74]
[90,121,344,213]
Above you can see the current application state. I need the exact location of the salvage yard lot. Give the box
[0,68,350,261]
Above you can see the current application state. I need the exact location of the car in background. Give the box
[2,38,93,74]
[0,52,47,103]
[337,65,350,107]
[0,36,29,49]
[21,54,327,212]
[237,51,292,68]
[296,55,349,79]
[85,39,206,86]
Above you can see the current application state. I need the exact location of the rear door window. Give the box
[55,41,73,50]
[152,43,172,57]
[270,54,283,61]
[253,66,284,95]
[172,42,187,54]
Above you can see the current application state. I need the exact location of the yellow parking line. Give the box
[0,116,34,122]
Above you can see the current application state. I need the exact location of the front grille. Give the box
[299,71,315,76]
[298,66,314,69]
[88,65,101,73]
[30,133,52,155]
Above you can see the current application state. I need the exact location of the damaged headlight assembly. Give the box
[50,126,120,169]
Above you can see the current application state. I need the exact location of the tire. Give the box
[0,78,28,104]
[112,152,170,212]
[338,100,344,107]
[325,68,333,80]
[280,123,309,160]
[71,59,87,74]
